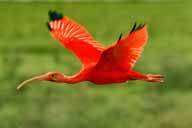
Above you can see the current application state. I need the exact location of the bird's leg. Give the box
[128,71,164,83]
[144,74,164,83]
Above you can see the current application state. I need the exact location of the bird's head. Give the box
[16,72,63,91]
[44,72,64,82]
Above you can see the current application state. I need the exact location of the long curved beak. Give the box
[16,74,48,91]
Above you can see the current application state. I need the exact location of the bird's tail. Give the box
[46,10,63,31]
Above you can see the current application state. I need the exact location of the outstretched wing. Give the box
[47,11,105,67]
[96,23,148,70]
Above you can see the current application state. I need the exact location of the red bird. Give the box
[16,11,164,90]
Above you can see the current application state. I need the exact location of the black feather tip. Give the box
[46,22,51,31]
[46,10,63,31]
[130,23,145,33]
[48,10,63,21]
[118,32,123,42]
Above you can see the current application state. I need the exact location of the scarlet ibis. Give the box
[16,10,164,90]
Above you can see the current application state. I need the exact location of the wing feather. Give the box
[48,12,105,66]
[96,24,148,70]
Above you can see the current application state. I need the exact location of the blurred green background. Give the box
[1,0,192,128]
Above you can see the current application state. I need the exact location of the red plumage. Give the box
[16,11,164,90]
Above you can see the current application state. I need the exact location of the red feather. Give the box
[49,16,105,67]
[16,11,164,91]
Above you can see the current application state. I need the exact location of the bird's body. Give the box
[16,11,164,90]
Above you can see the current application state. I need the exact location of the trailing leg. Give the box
[127,71,164,83]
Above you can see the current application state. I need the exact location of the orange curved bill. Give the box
[16,74,48,91]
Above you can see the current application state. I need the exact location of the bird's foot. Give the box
[145,74,164,83]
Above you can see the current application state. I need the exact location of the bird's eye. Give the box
[51,74,57,81]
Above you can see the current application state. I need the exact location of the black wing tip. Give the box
[130,22,146,33]
[48,10,63,21]
[118,32,123,42]
[130,22,137,33]
[47,10,64,31]
[46,22,51,31]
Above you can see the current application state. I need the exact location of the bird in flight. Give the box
[16,10,164,90]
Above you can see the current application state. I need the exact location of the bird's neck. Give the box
[56,74,83,84]
[55,64,95,84]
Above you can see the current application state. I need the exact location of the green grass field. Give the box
[1,1,192,128]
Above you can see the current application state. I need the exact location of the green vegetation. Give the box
[1,1,192,128]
